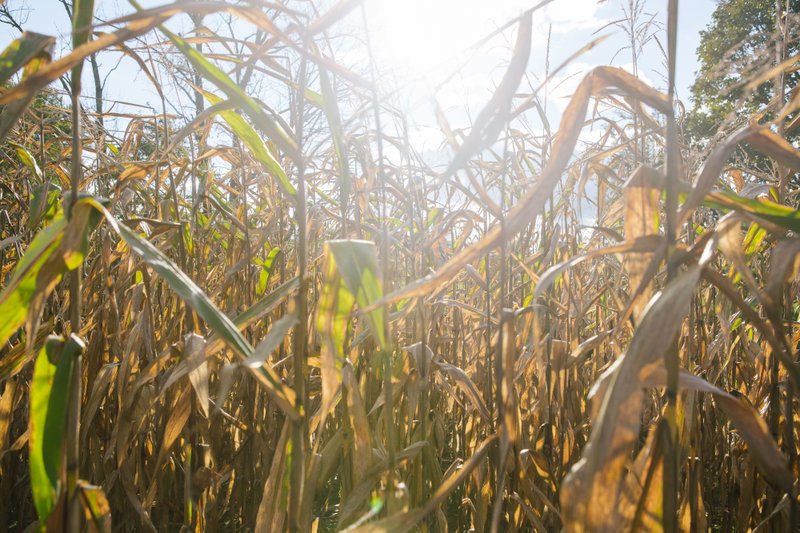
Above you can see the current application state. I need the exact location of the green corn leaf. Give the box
[115,220,255,359]
[318,62,350,208]
[9,141,43,180]
[0,198,101,348]
[0,36,53,140]
[0,32,54,86]
[743,222,767,256]
[705,190,800,232]
[317,246,356,421]
[0,217,65,347]
[152,20,298,160]
[29,335,83,523]
[70,0,95,86]
[200,89,295,197]
[257,247,282,296]
[116,222,293,405]
[316,239,387,421]
[28,181,62,230]
[84,198,297,417]
[427,207,443,226]
[327,240,386,349]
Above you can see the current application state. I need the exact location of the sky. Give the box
[0,0,718,149]
[362,0,717,153]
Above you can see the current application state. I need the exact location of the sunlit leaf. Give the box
[327,240,386,348]
[0,217,65,347]
[0,32,54,85]
[0,37,53,139]
[257,247,282,296]
[90,200,298,417]
[200,89,296,197]
[156,23,299,159]
[29,335,83,523]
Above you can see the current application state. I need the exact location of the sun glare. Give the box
[365,0,512,83]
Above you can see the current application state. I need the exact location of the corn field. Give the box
[0,0,799,531]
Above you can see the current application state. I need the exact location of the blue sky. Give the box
[0,0,717,145]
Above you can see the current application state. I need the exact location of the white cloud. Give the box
[544,0,607,32]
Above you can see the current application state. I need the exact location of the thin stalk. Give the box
[662,1,681,531]
[491,132,511,532]
[152,53,195,332]
[775,3,797,529]
[361,2,397,502]
[66,9,86,529]
[288,48,308,533]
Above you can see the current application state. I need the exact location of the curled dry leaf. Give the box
[561,266,702,531]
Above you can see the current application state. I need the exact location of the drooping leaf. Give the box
[0,6,235,107]
[0,217,65,347]
[0,199,99,349]
[376,66,671,308]
[200,89,295,197]
[0,32,54,85]
[116,220,296,415]
[444,11,532,176]
[91,201,297,417]
[156,23,299,159]
[434,359,492,423]
[244,314,298,369]
[640,368,794,493]
[0,37,53,139]
[561,265,702,530]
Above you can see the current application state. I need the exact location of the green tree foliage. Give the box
[687,0,800,144]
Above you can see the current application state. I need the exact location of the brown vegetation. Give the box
[0,0,798,531]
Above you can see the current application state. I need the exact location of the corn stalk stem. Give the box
[361,3,397,499]
[66,40,84,533]
[775,3,797,529]
[662,0,680,531]
[289,48,308,533]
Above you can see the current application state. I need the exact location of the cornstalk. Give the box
[491,133,511,531]
[662,0,681,531]
[66,4,87,529]
[361,4,397,509]
[288,47,308,532]
[775,2,797,530]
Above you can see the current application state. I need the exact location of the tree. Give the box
[686,0,800,146]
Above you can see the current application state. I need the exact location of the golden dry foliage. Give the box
[0,0,799,531]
